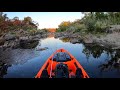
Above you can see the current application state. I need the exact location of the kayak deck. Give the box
[35,48,89,78]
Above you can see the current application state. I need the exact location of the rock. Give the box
[59,36,69,40]
[32,35,41,40]
[71,33,80,38]
[11,39,20,49]
[70,38,81,44]
[20,39,39,49]
[83,38,93,44]
[0,63,10,78]
[41,34,47,38]
[106,25,120,33]
[36,47,48,51]
[55,32,63,38]
[4,34,16,41]
[19,37,29,40]
[3,41,9,48]
[0,46,3,52]
[0,38,20,50]
[0,38,5,46]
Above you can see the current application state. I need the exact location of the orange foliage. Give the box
[60,21,71,27]
[13,20,21,26]
[47,28,56,32]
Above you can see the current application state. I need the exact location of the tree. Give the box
[0,12,8,21]
[13,17,19,20]
[58,21,71,32]
[0,12,9,32]
[23,17,32,24]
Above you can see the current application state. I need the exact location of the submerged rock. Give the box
[36,47,48,51]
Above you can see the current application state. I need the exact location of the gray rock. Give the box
[70,38,81,44]
[19,37,29,40]
[0,38,5,46]
[32,35,41,40]
[83,38,93,44]
[4,34,16,41]
[106,25,120,33]
[3,41,9,48]
[0,46,3,52]
[36,47,48,51]
[20,39,39,49]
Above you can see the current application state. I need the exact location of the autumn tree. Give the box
[57,21,71,32]
[0,12,9,32]
[23,17,32,24]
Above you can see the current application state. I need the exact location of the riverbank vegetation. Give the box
[0,12,49,49]
[55,12,120,49]
[57,12,120,34]
[0,12,48,37]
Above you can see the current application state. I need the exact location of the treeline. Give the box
[0,12,49,36]
[57,12,120,33]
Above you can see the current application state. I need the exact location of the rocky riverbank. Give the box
[55,25,120,50]
[0,29,51,78]
[0,29,49,50]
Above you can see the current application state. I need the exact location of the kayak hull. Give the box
[35,48,89,78]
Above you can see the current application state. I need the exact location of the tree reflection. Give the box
[0,62,11,78]
[82,42,120,73]
[0,48,36,78]
[82,44,104,59]
[47,33,55,38]
[60,37,70,42]
[98,49,120,72]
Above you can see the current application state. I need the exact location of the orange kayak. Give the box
[35,48,89,78]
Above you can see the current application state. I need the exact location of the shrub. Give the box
[29,29,37,35]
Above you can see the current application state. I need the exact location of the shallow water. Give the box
[1,36,120,78]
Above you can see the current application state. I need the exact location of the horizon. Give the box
[4,12,84,29]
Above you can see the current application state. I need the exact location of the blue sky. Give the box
[4,12,84,29]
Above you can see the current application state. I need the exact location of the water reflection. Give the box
[59,37,70,42]
[82,42,120,73]
[0,48,37,78]
[0,62,11,78]
[82,44,105,59]
[1,36,120,78]
[47,33,55,38]
[98,49,120,72]
[59,37,120,77]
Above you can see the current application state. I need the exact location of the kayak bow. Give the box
[35,48,89,78]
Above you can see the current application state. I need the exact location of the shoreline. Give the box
[0,30,51,51]
[55,31,120,50]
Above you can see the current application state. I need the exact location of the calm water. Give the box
[1,36,120,78]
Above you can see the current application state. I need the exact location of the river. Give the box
[1,35,120,78]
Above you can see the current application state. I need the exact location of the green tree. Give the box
[23,17,32,24]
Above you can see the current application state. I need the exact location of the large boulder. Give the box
[32,35,41,40]
[70,38,81,44]
[0,38,5,46]
[4,34,16,41]
[54,32,64,38]
[83,38,93,44]
[19,37,29,40]
[106,25,120,33]
[20,39,39,49]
